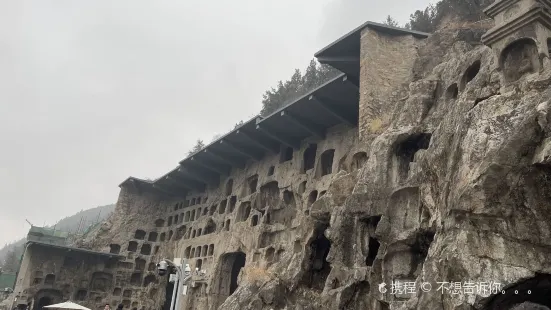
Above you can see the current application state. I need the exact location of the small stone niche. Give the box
[225,179,233,196]
[90,272,113,292]
[501,39,540,83]
[237,202,251,222]
[75,290,87,301]
[219,200,227,214]
[350,152,368,171]
[134,230,146,240]
[147,232,158,242]
[143,275,156,287]
[298,181,307,194]
[247,174,259,195]
[302,144,317,173]
[44,274,55,285]
[459,60,481,91]
[251,215,259,227]
[445,83,458,101]
[127,241,138,252]
[319,149,335,177]
[204,219,216,235]
[301,226,331,291]
[228,196,237,213]
[280,146,294,163]
[283,190,294,204]
[135,258,146,270]
[265,247,275,263]
[259,181,279,209]
[308,190,318,206]
[110,244,121,254]
[154,219,165,227]
[130,273,142,286]
[362,215,382,267]
[393,133,431,181]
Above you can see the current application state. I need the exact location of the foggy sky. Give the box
[0,0,431,246]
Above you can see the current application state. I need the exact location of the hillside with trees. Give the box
[183,0,496,161]
[0,204,115,270]
[260,59,340,116]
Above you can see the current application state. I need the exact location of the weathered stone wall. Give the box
[358,29,424,141]
[11,245,118,310]
[213,25,551,309]
[84,124,365,310]
[78,187,178,310]
[12,11,551,310]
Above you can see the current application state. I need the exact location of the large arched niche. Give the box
[211,251,247,303]
[499,37,541,83]
[483,273,551,310]
[33,289,62,310]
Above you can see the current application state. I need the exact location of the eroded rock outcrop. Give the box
[218,22,551,310]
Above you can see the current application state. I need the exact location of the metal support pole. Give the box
[173,269,182,310]
[169,275,178,310]
[162,258,189,310]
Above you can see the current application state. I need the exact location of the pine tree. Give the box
[260,59,341,116]
[383,15,399,27]
[2,249,19,272]
[187,140,205,156]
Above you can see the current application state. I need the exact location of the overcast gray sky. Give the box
[0,0,432,246]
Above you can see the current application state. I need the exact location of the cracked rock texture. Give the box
[218,26,551,309]
[14,14,551,310]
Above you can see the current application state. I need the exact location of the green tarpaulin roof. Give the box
[0,273,16,290]
[28,226,69,238]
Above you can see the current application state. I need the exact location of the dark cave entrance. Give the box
[34,297,52,310]
[213,251,247,301]
[394,133,431,181]
[302,226,331,291]
[302,144,317,173]
[33,289,61,310]
[484,273,551,310]
[229,252,246,295]
[362,215,382,267]
[366,237,381,266]
[162,271,175,310]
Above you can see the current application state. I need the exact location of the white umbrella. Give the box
[43,301,91,310]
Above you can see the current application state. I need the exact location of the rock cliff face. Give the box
[218,26,551,309]
[8,2,551,310]
[76,11,551,310]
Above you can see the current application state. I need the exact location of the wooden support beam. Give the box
[152,184,179,197]
[316,55,360,63]
[165,176,194,190]
[342,75,359,88]
[189,157,229,175]
[280,110,325,140]
[129,179,142,194]
[220,140,262,161]
[175,168,210,185]
[204,149,245,169]
[309,95,356,127]
[177,167,219,186]
[256,125,300,149]
[236,129,279,154]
